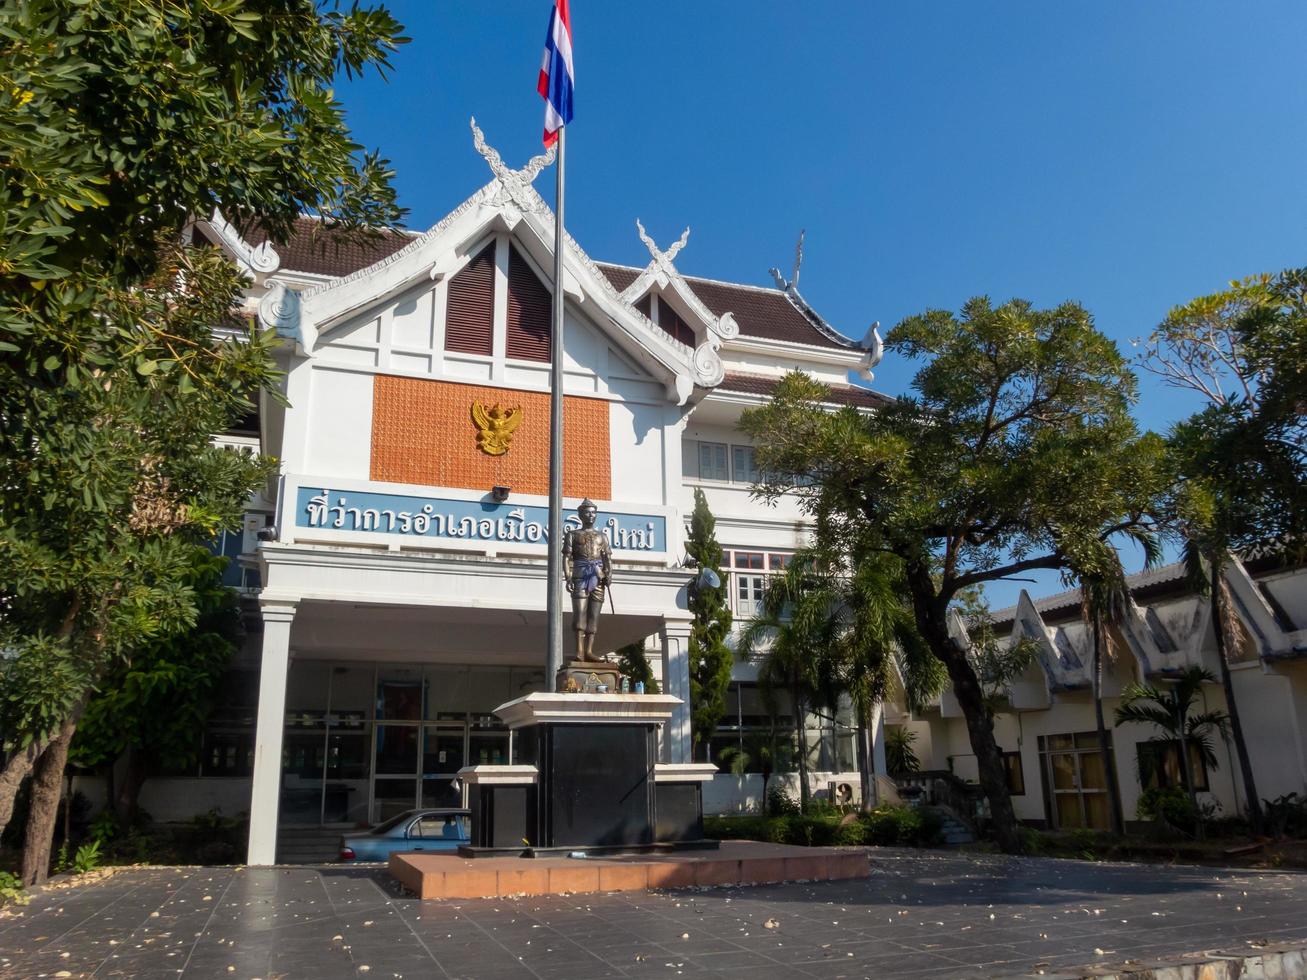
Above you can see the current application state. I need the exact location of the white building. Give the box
[160,125,887,863]
[890,555,1307,831]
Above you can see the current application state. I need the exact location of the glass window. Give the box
[698,441,729,481]
[732,445,761,484]
[423,727,465,774]
[1137,740,1210,792]
[734,551,765,570]
[735,573,765,618]
[414,814,469,839]
[1003,752,1025,795]
[200,732,253,777]
[376,667,426,720]
[375,725,419,775]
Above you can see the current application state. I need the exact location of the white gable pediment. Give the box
[263,119,729,406]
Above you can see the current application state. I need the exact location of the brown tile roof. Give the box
[595,262,857,351]
[228,219,860,352]
[235,216,418,278]
[718,372,892,410]
[598,264,641,293]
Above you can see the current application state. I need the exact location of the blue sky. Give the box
[339,1,1306,606]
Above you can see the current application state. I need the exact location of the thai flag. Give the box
[537,0,574,147]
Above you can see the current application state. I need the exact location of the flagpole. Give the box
[546,126,566,687]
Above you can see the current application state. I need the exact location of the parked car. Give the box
[338,809,471,862]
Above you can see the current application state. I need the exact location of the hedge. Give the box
[704,805,943,848]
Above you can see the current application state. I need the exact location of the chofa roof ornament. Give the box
[470,116,555,215]
[770,229,883,378]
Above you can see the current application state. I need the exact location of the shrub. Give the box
[73,841,102,874]
[1020,827,1047,855]
[0,871,29,907]
[196,840,240,865]
[704,806,943,849]
[767,786,800,817]
[1265,793,1307,838]
[860,805,944,847]
[1138,787,1199,834]
[88,809,120,845]
[834,818,868,847]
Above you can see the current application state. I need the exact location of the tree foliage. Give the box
[738,549,938,810]
[1115,666,1229,816]
[685,489,732,759]
[0,0,409,878]
[742,296,1165,852]
[615,641,658,694]
[71,549,241,804]
[1141,267,1306,838]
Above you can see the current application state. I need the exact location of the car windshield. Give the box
[369,811,417,836]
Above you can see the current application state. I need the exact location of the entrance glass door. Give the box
[422,726,465,808]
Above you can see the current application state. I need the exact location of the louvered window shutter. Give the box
[655,296,696,347]
[506,246,552,362]
[444,244,495,356]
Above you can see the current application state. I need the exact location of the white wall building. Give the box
[890,555,1307,831]
[155,125,888,863]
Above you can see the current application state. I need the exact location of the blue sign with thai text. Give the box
[295,487,665,553]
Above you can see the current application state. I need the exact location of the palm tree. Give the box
[738,561,837,811]
[884,727,921,777]
[1114,665,1229,829]
[1080,571,1128,836]
[738,550,938,812]
[1183,539,1265,835]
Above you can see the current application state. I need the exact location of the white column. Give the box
[659,621,694,764]
[246,600,296,866]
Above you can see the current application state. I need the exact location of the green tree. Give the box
[738,550,939,811]
[71,550,242,821]
[884,727,921,777]
[685,489,732,762]
[742,298,1165,853]
[615,641,659,694]
[1115,666,1229,827]
[1141,269,1307,836]
[0,0,407,884]
[1072,547,1142,838]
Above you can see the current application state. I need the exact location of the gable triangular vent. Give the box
[507,245,552,362]
[445,243,495,356]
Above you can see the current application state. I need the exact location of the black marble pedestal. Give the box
[459,693,717,858]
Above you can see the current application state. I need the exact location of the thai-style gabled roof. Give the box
[236,216,419,278]
[596,262,859,352]
[216,217,869,356]
[716,371,893,410]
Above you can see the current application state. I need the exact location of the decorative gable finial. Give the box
[470,116,555,213]
[635,218,690,277]
[791,228,805,290]
[857,321,884,382]
[769,228,806,292]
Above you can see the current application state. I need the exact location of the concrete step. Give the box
[276,827,347,864]
[925,806,976,846]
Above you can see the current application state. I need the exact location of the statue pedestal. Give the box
[555,660,621,693]
[459,693,718,857]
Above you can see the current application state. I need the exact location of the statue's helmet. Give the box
[578,498,597,513]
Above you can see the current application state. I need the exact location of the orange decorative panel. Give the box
[370,375,611,499]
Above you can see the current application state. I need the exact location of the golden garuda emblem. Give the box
[471,401,523,456]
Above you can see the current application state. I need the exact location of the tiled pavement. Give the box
[1,849,1305,979]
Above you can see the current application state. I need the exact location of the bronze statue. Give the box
[563,499,611,662]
